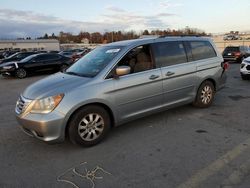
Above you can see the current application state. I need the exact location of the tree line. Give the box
[38,27,208,44]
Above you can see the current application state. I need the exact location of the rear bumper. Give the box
[0,68,15,75]
[217,71,227,91]
[223,57,240,62]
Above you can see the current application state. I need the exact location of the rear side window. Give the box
[152,41,187,67]
[35,55,47,61]
[46,54,61,60]
[35,54,60,61]
[190,41,217,61]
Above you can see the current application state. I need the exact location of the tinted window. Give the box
[223,47,240,54]
[153,41,187,67]
[16,53,28,58]
[33,54,59,61]
[34,54,48,61]
[190,41,216,60]
[20,54,37,63]
[46,54,61,60]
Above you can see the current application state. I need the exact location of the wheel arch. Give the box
[198,77,217,92]
[65,102,115,137]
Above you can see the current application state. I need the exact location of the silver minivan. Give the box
[16,36,227,146]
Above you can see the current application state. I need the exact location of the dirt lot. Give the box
[0,64,250,188]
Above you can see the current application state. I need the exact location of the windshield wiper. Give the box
[65,71,81,76]
[65,71,91,78]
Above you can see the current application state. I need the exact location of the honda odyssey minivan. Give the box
[15,36,227,146]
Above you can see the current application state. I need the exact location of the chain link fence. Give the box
[214,40,250,53]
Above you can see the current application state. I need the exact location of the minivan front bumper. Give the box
[16,110,66,143]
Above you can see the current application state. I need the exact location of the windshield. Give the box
[66,46,122,77]
[224,47,239,53]
[6,52,18,59]
[20,54,37,63]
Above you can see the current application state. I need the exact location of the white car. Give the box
[240,57,250,80]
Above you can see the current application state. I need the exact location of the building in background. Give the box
[0,39,60,51]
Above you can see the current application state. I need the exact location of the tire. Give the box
[237,56,245,63]
[241,74,248,80]
[193,81,215,108]
[68,105,111,147]
[15,68,27,79]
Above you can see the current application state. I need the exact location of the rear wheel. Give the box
[15,68,27,79]
[193,81,215,108]
[68,105,111,147]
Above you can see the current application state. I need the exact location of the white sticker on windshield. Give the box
[106,49,120,53]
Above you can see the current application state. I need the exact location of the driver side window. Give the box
[118,44,154,74]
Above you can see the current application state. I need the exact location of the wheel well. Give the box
[65,103,115,137]
[205,78,216,91]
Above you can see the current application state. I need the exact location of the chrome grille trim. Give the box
[15,95,32,115]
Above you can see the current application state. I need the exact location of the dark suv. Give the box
[0,53,73,78]
[222,46,250,63]
[0,52,37,64]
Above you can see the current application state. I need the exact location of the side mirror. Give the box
[115,66,131,77]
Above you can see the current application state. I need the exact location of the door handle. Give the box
[166,71,175,76]
[149,75,160,80]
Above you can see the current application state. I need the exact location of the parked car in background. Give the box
[0,52,37,64]
[58,51,75,58]
[59,49,87,59]
[2,50,20,58]
[72,48,91,62]
[15,36,227,146]
[48,50,59,54]
[223,34,239,40]
[222,46,250,63]
[240,57,250,80]
[0,53,73,78]
[0,51,4,59]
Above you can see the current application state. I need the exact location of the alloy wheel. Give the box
[201,85,213,104]
[78,113,105,141]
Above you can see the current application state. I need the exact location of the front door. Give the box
[111,44,163,123]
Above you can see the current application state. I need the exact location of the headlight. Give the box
[29,94,64,114]
[3,66,14,69]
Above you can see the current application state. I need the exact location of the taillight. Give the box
[223,62,229,70]
[234,52,241,57]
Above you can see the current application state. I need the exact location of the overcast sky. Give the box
[0,0,250,38]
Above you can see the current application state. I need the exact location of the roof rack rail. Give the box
[139,35,160,39]
[158,34,202,38]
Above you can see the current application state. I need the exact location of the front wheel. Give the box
[193,81,215,108]
[68,105,111,147]
[241,74,248,80]
[15,68,27,79]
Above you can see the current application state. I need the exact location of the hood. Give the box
[243,57,250,63]
[22,72,91,99]
[0,61,17,67]
[0,58,14,64]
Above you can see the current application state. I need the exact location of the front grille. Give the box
[246,65,250,71]
[15,96,32,114]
